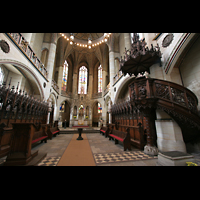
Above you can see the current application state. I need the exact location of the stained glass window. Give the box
[98,103,102,113]
[62,60,68,91]
[78,66,88,94]
[0,67,4,85]
[98,65,102,93]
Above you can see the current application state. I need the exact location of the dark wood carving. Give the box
[0,80,48,128]
[119,33,162,77]
[111,77,200,149]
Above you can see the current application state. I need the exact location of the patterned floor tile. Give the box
[37,157,61,166]
[94,151,157,164]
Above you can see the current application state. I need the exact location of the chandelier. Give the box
[60,33,111,49]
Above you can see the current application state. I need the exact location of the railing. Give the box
[113,70,123,85]
[51,80,59,94]
[112,78,198,115]
[111,77,200,144]
[103,82,110,96]
[8,33,48,79]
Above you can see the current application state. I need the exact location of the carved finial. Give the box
[16,82,19,92]
[8,77,12,89]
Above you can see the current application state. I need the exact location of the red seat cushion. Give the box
[32,136,48,144]
[52,130,59,135]
[109,134,124,142]
[100,130,106,133]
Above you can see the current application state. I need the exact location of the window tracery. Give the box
[78,66,88,94]
[98,65,102,93]
[62,60,68,91]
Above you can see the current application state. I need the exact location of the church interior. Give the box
[0,33,200,166]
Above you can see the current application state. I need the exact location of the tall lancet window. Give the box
[62,60,68,91]
[98,65,102,93]
[78,66,88,94]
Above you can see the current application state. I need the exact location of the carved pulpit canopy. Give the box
[119,33,162,77]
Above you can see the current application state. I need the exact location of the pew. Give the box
[4,123,47,166]
[117,123,145,150]
[47,124,60,140]
[108,127,131,151]
[0,123,13,158]
[100,124,108,136]
[32,125,48,144]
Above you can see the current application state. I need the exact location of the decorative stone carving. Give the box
[0,40,10,53]
[162,33,174,48]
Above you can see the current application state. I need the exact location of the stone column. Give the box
[124,33,131,50]
[72,73,78,97]
[44,33,57,99]
[88,74,93,98]
[108,99,112,124]
[109,51,115,102]
[57,65,63,94]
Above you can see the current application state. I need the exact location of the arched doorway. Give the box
[92,101,102,127]
[59,100,70,127]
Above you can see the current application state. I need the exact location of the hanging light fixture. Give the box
[69,33,74,45]
[88,34,92,49]
[60,33,112,48]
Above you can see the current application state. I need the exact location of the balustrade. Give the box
[8,33,48,79]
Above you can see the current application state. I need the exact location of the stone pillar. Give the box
[72,73,78,97]
[109,51,115,102]
[108,99,112,124]
[88,74,93,98]
[57,65,63,94]
[44,33,57,99]
[155,109,186,153]
[124,33,131,50]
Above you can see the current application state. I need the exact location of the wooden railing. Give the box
[7,33,48,79]
[111,77,200,144]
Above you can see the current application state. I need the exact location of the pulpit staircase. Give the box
[111,77,200,149]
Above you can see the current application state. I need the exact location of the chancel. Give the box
[0,33,200,166]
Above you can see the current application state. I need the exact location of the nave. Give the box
[0,131,158,166]
[37,132,158,166]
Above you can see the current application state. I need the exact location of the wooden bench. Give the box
[32,126,48,144]
[0,123,13,158]
[47,124,60,140]
[108,128,131,151]
[100,124,108,136]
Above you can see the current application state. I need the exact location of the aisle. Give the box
[57,134,96,166]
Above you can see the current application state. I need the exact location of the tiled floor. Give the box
[86,133,158,166]
[2,131,200,166]
[1,132,157,166]
[94,151,157,164]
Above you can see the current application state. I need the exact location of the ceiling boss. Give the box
[60,33,111,49]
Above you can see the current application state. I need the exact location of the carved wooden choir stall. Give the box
[0,80,59,165]
[110,33,200,155]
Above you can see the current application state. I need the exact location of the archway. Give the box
[92,101,102,127]
[0,61,44,99]
[114,76,135,104]
[59,100,71,127]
